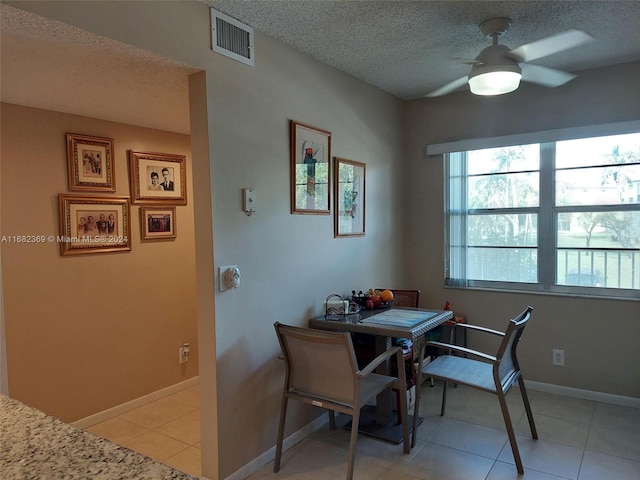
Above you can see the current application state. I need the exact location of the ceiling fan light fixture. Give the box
[468,64,522,96]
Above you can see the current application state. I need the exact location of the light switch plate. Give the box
[243,188,256,215]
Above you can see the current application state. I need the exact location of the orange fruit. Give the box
[380,290,394,302]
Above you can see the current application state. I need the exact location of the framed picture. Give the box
[334,157,366,237]
[141,206,176,240]
[290,120,331,215]
[58,195,131,256]
[128,150,187,205]
[66,133,115,192]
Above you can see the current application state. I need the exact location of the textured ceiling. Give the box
[0,4,200,134]
[206,0,640,99]
[1,1,639,135]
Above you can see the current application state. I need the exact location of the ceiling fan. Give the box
[427,18,593,97]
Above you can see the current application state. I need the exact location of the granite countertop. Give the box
[0,394,199,479]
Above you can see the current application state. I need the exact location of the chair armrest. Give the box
[357,346,402,377]
[453,323,505,337]
[426,341,497,362]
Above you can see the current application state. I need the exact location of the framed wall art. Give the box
[290,120,331,215]
[334,157,365,237]
[58,195,131,256]
[141,206,176,240]
[66,133,115,192]
[129,150,187,205]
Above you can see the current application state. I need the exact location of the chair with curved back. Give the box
[411,306,537,474]
[375,288,425,399]
[377,289,420,309]
[273,322,410,480]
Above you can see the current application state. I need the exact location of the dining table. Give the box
[309,306,453,444]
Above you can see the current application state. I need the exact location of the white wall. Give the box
[403,61,640,398]
[207,29,406,478]
[4,2,407,478]
[5,2,639,479]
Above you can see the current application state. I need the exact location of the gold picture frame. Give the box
[66,133,115,192]
[129,150,187,205]
[58,195,131,256]
[141,206,176,240]
[290,120,331,215]
[334,157,365,237]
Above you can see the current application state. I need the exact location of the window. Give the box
[445,132,640,299]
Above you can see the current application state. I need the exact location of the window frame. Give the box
[443,133,640,300]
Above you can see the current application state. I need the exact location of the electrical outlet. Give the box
[552,349,565,366]
[179,343,190,364]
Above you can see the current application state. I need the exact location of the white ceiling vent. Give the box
[211,9,254,67]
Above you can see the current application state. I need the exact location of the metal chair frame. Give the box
[411,306,537,474]
[274,322,410,480]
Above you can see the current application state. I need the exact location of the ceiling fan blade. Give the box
[521,63,577,87]
[450,57,483,65]
[508,29,593,62]
[426,76,468,97]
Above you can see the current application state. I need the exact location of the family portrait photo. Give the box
[66,133,115,192]
[58,195,131,256]
[82,149,103,178]
[129,150,187,205]
[77,210,118,236]
[141,207,176,240]
[147,166,175,192]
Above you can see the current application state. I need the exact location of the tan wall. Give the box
[403,61,640,398]
[1,103,198,422]
[5,2,639,479]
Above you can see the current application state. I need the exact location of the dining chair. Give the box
[273,322,410,480]
[411,306,537,474]
[376,288,420,308]
[375,288,427,400]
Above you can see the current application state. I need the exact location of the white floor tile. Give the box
[530,393,595,424]
[487,460,572,480]
[586,420,640,462]
[84,382,640,480]
[398,442,495,480]
[578,450,640,480]
[497,436,583,479]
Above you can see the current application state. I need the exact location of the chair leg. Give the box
[395,389,403,424]
[398,382,410,453]
[329,410,336,430]
[496,390,524,475]
[440,380,448,416]
[411,369,422,448]
[517,376,538,439]
[346,409,360,480]
[274,396,288,473]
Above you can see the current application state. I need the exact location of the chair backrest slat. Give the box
[494,306,533,389]
[276,323,359,405]
[376,289,420,308]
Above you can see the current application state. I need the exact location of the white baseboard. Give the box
[223,413,329,480]
[525,380,640,408]
[72,376,200,429]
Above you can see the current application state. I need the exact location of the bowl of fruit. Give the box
[351,289,394,310]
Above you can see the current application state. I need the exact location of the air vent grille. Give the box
[211,9,254,67]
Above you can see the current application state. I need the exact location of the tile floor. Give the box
[248,382,640,480]
[85,382,640,480]
[85,385,202,477]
